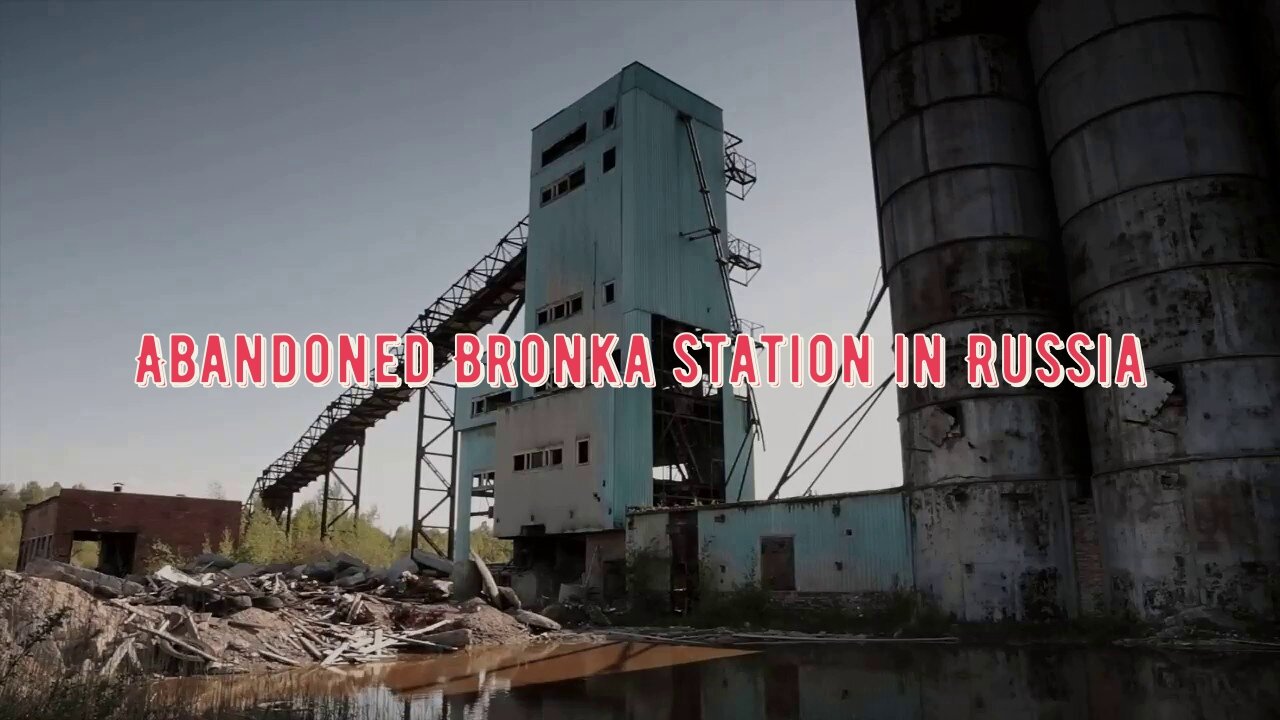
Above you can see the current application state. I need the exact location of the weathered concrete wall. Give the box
[1070,498,1106,615]
[855,0,1088,621]
[1029,0,1280,620]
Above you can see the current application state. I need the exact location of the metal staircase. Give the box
[677,113,765,462]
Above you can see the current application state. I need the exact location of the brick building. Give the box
[18,487,241,576]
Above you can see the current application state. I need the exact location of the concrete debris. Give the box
[509,609,562,632]
[24,558,145,599]
[1,551,567,679]
[411,549,455,576]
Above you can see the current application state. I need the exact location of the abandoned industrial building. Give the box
[242,0,1279,627]
[18,486,242,575]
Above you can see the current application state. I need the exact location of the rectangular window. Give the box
[540,166,586,207]
[513,454,526,472]
[602,147,616,173]
[536,293,585,327]
[529,451,545,470]
[577,438,590,465]
[541,123,587,167]
[549,447,563,467]
[471,391,512,417]
[603,106,615,129]
[603,281,615,305]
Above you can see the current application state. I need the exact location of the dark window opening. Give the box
[529,451,545,470]
[471,390,512,417]
[603,106,616,129]
[939,403,963,435]
[577,438,590,464]
[537,293,584,326]
[540,166,586,207]
[602,147,616,173]
[513,454,526,472]
[1154,368,1186,408]
[604,281,615,305]
[541,123,587,167]
[550,447,563,466]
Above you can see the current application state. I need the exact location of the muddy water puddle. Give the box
[158,641,1280,719]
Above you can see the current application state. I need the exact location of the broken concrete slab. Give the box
[410,549,454,576]
[332,552,368,571]
[223,563,263,580]
[509,609,561,632]
[497,586,522,611]
[25,559,144,598]
[418,628,472,649]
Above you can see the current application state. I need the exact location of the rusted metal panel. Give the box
[1030,0,1280,620]
[856,0,1085,620]
[760,536,796,591]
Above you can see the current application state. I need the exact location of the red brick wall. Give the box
[1071,498,1106,615]
[20,490,241,572]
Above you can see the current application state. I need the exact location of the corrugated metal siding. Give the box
[623,89,731,334]
[611,309,654,523]
[697,491,912,593]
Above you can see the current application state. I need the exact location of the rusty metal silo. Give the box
[856,0,1089,621]
[1029,0,1280,620]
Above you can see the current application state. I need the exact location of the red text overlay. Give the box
[134,332,1147,389]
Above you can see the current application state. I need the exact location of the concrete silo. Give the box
[1029,0,1280,620]
[855,0,1090,621]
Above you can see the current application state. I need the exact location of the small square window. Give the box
[540,187,552,204]
[602,147,616,173]
[569,295,582,314]
[514,454,526,472]
[550,447,563,466]
[553,304,566,320]
[604,106,616,129]
[577,438,590,464]
[529,452,545,469]
[537,309,549,326]
[603,282,615,305]
[568,167,585,189]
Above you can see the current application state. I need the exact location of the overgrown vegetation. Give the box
[0,482,97,570]
[0,482,511,573]
[229,494,511,568]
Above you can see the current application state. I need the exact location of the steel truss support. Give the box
[320,432,365,540]
[411,380,458,558]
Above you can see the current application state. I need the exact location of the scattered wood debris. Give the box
[3,551,566,678]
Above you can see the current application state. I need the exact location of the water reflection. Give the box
[160,641,1280,719]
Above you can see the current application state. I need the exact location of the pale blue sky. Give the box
[0,0,898,530]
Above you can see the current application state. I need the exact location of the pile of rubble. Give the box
[2,550,566,677]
